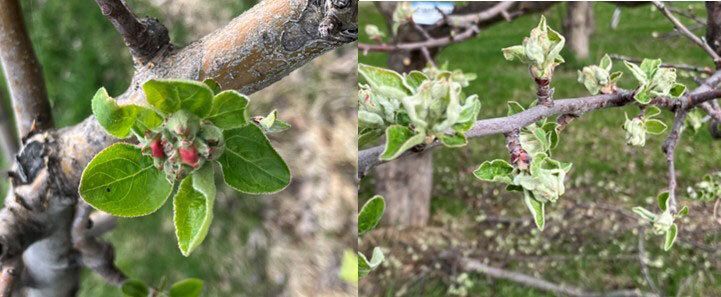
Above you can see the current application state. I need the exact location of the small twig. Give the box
[72,201,127,286]
[637,229,661,295]
[94,0,170,64]
[446,2,515,27]
[609,54,714,75]
[661,109,687,214]
[504,129,529,170]
[358,25,480,52]
[410,21,437,68]
[666,5,706,27]
[653,1,721,68]
[534,77,554,107]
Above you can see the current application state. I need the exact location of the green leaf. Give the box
[379,125,425,161]
[507,101,525,116]
[640,59,662,78]
[92,87,138,138]
[169,278,204,297]
[143,79,213,117]
[79,143,173,217]
[645,105,661,118]
[524,191,545,231]
[669,83,686,98]
[624,60,647,83]
[358,247,384,278]
[677,206,689,217]
[657,191,670,211]
[645,119,667,135]
[610,71,623,82]
[664,223,678,251]
[257,110,291,133]
[542,122,559,149]
[438,132,467,148]
[174,164,216,256]
[131,106,163,136]
[632,206,657,221]
[122,279,149,297]
[473,159,514,184]
[359,195,385,236]
[599,54,612,71]
[206,90,249,130]
[203,79,221,94]
[403,71,428,91]
[218,124,291,194]
[358,64,410,95]
[634,89,652,104]
[359,128,383,148]
[339,249,359,284]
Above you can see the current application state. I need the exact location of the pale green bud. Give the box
[623,116,646,146]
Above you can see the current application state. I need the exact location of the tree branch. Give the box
[0,0,54,137]
[358,70,721,179]
[0,92,18,164]
[460,256,658,297]
[94,0,170,65]
[72,201,127,286]
[653,1,721,68]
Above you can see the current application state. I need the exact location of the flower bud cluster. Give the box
[140,110,224,181]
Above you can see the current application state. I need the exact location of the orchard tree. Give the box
[358,1,721,295]
[0,0,357,296]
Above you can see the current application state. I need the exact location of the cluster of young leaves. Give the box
[577,54,623,95]
[358,64,481,160]
[622,106,668,147]
[633,192,689,251]
[624,58,686,104]
[502,16,565,79]
[474,102,571,231]
[122,278,202,297]
[80,79,291,256]
[687,171,721,202]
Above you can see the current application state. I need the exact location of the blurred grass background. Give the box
[359,2,721,296]
[0,0,357,296]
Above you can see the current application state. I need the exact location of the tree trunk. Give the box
[706,2,721,138]
[564,2,594,60]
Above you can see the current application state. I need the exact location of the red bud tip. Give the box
[150,139,165,158]
[179,146,199,167]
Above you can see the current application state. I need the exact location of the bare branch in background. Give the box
[94,0,170,65]
[661,109,687,213]
[0,0,54,137]
[638,229,661,295]
[653,1,721,68]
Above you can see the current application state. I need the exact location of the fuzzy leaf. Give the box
[218,124,291,194]
[358,64,410,95]
[657,191,670,211]
[379,125,425,161]
[669,83,686,98]
[507,101,525,116]
[79,143,173,217]
[131,106,163,136]
[143,79,214,117]
[404,71,428,91]
[624,61,647,83]
[206,90,250,130]
[203,79,221,94]
[610,71,623,82]
[664,223,678,251]
[599,54,612,71]
[677,206,689,217]
[359,128,383,148]
[91,88,138,138]
[258,110,291,133]
[359,195,385,236]
[640,59,661,78]
[169,278,204,297]
[438,132,468,147]
[174,164,216,256]
[474,159,514,184]
[632,206,657,221]
[645,105,661,118]
[524,191,545,231]
[121,279,149,297]
[645,119,667,135]
[634,89,652,104]
[358,247,384,278]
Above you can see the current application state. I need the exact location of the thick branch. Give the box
[94,0,170,64]
[0,0,54,136]
[72,202,127,286]
[0,92,18,163]
[653,1,721,68]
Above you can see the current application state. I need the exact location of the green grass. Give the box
[360,2,721,296]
